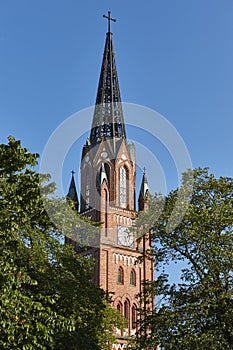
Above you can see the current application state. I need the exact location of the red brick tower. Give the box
[68,12,154,348]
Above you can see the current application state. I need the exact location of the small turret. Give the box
[67,171,79,212]
[138,168,150,211]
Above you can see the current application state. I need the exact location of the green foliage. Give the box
[132,168,233,349]
[0,136,122,349]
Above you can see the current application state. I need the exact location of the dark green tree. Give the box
[0,136,124,349]
[132,168,233,350]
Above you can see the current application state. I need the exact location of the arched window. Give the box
[124,299,130,327]
[118,267,124,284]
[130,269,136,286]
[117,302,123,314]
[85,169,90,209]
[132,304,137,329]
[119,166,127,208]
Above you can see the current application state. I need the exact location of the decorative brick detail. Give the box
[113,253,139,267]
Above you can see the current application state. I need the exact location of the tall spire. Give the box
[90,11,126,142]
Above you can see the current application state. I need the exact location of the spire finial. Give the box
[103,11,116,33]
[143,167,146,175]
[71,170,75,176]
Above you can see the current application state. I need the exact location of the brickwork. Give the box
[79,137,154,346]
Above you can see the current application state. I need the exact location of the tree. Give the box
[0,136,124,349]
[132,168,233,350]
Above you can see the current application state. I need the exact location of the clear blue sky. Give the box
[1,0,233,197]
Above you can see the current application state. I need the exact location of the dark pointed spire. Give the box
[138,168,150,211]
[67,171,79,211]
[90,12,126,143]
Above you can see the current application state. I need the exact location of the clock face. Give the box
[117,226,134,247]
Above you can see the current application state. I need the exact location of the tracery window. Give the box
[119,166,127,208]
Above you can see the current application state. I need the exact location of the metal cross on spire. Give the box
[103,11,116,33]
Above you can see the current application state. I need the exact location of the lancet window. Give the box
[124,299,130,327]
[132,304,137,329]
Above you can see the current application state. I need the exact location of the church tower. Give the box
[68,12,154,348]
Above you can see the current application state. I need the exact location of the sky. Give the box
[1,0,233,198]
